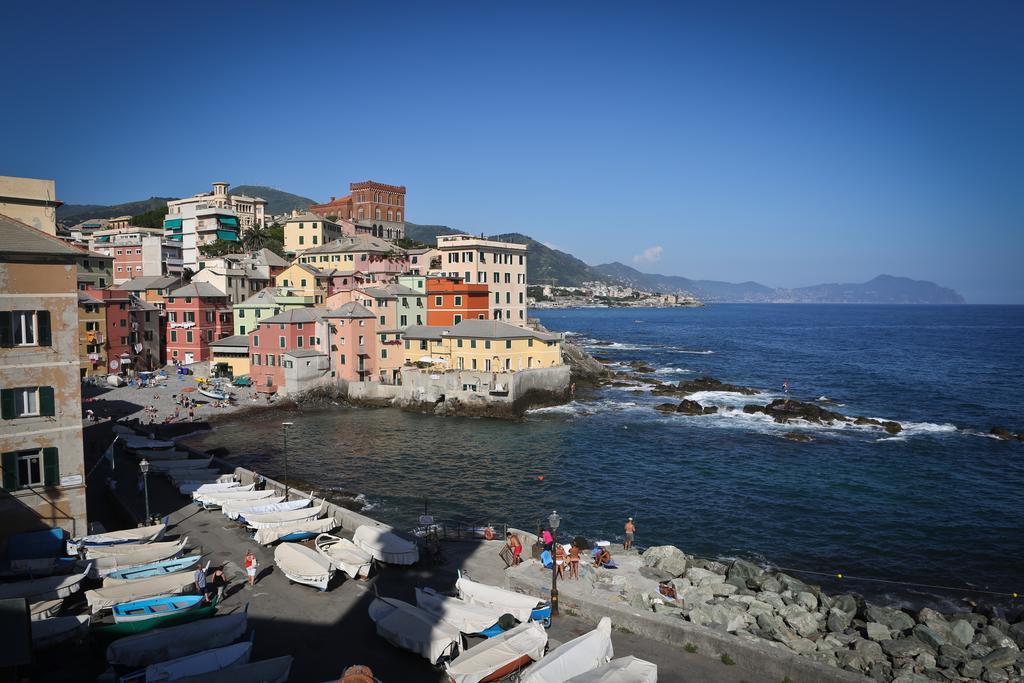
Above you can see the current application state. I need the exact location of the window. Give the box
[170,331,177,342]
[454,315,462,324]
[379,316,386,326]
[1,448,58,490]
[494,292,500,303]
[485,359,492,372]
[297,336,303,348]
[457,339,463,348]
[268,354,275,366]
[253,336,259,347]
[339,354,346,365]
[3,311,51,347]
[454,296,462,306]
[252,354,261,365]
[485,340,491,350]
[470,339,477,349]
[381,348,388,359]
[434,296,443,306]
[279,336,286,348]
[186,331,193,343]
[506,339,512,349]
[239,325,246,335]
[400,315,407,326]
[1,387,55,418]
[528,338,534,347]
[472,358,478,370]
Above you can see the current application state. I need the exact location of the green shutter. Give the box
[43,448,59,486]
[0,389,14,419]
[0,311,11,347]
[37,311,52,346]
[39,387,55,417]
[2,452,17,490]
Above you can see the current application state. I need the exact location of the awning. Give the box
[216,230,239,241]
[95,236,110,242]
[163,219,182,229]
[167,234,182,241]
[217,216,239,227]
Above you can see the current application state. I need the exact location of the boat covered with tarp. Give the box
[106,610,248,669]
[368,596,461,665]
[143,640,252,681]
[69,522,167,553]
[84,538,188,578]
[564,656,658,683]
[86,570,199,613]
[352,525,419,565]
[161,655,292,683]
[220,496,284,519]
[223,497,308,521]
[243,502,324,529]
[30,614,90,649]
[0,563,91,601]
[416,587,506,634]
[103,556,203,584]
[82,535,180,559]
[273,542,334,591]
[521,617,613,683]
[191,484,253,502]
[254,517,337,546]
[314,534,373,579]
[445,621,548,683]
[456,576,549,624]
[2,528,67,559]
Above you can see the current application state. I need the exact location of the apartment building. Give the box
[402,319,563,373]
[426,276,489,325]
[88,226,169,283]
[77,292,107,378]
[233,287,316,336]
[114,275,182,310]
[283,212,350,255]
[74,250,115,290]
[163,283,233,364]
[247,308,325,392]
[310,180,406,241]
[164,182,263,270]
[435,234,528,325]
[322,302,377,382]
[0,176,61,235]
[296,235,407,277]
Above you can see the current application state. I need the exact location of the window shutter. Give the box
[2,452,17,490]
[37,311,52,346]
[39,387,55,416]
[0,389,14,419]
[0,312,11,347]
[43,448,59,486]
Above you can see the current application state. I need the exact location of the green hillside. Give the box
[228,185,315,215]
[58,197,175,225]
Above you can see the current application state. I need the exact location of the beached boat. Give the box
[368,596,461,665]
[520,617,613,683]
[131,449,191,461]
[113,594,209,624]
[85,538,188,578]
[352,525,419,565]
[6,556,77,577]
[191,484,254,502]
[69,522,167,554]
[142,640,252,681]
[456,575,551,625]
[198,386,233,401]
[185,481,241,496]
[30,599,64,621]
[102,556,203,584]
[243,502,324,529]
[0,564,91,601]
[221,496,294,520]
[31,614,90,649]
[445,621,548,683]
[564,656,658,683]
[106,610,248,669]
[198,489,277,510]
[82,535,181,559]
[273,542,334,591]
[94,596,217,638]
[164,655,292,683]
[87,569,201,613]
[150,459,214,472]
[416,587,506,635]
[314,534,373,579]
[5,528,67,560]
[254,517,337,546]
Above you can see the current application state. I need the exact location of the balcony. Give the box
[357,345,368,356]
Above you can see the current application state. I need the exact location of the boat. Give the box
[87,569,202,613]
[106,610,248,669]
[273,542,334,591]
[141,640,252,681]
[243,502,324,529]
[184,481,241,497]
[222,497,307,521]
[198,386,233,401]
[520,617,613,683]
[82,536,181,559]
[368,596,460,665]
[254,517,337,546]
[102,556,203,583]
[30,614,90,649]
[94,596,217,638]
[192,484,254,502]
[85,538,188,578]
[0,564,91,601]
[173,469,224,485]
[69,522,167,553]
[121,436,175,450]
[564,656,658,683]
[415,587,507,634]
[352,525,419,565]
[314,534,373,579]
[6,556,77,577]
[456,575,551,626]
[164,655,292,683]
[113,594,210,624]
[131,449,192,461]
[196,488,276,507]
[30,599,64,621]
[150,459,214,471]
[5,528,67,560]
[445,621,548,683]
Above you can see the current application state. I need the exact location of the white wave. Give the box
[687,390,765,407]
[876,436,908,443]
[353,493,378,512]
[671,349,714,355]
[652,367,694,375]
[895,421,959,436]
[526,399,644,418]
[585,342,655,351]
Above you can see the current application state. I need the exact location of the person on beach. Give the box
[174,405,180,421]
[244,550,258,588]
[506,532,523,566]
[188,406,195,422]
[210,566,228,602]
[569,541,581,579]
[554,543,566,579]
[624,517,635,550]
[194,564,207,600]
[594,546,612,568]
[541,527,553,552]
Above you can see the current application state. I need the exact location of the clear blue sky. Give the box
[2,2,1021,302]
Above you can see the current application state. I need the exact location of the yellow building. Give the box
[209,335,250,378]
[283,211,345,256]
[402,319,562,372]
[77,292,107,378]
[274,262,329,303]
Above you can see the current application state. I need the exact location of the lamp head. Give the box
[139,459,150,474]
[548,510,561,531]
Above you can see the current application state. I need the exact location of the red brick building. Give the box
[164,282,233,364]
[310,180,406,241]
[426,276,489,326]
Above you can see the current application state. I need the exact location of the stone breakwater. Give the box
[636,545,1024,682]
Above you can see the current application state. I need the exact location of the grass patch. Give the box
[720,654,735,666]
[683,643,698,653]
[782,677,794,683]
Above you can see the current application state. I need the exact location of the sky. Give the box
[1,1,1021,302]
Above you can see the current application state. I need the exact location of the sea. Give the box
[183,304,1024,609]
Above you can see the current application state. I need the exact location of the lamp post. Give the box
[548,509,561,617]
[139,459,151,524]
[281,422,293,500]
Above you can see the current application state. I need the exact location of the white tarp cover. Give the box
[85,570,196,612]
[456,576,542,623]
[224,498,308,521]
[199,489,277,506]
[565,656,658,683]
[145,641,252,681]
[521,617,614,683]
[161,655,292,683]
[273,542,332,580]
[106,611,248,668]
[254,517,337,545]
[445,621,548,683]
[0,565,90,601]
[87,540,186,577]
[369,597,460,665]
[83,536,181,559]
[30,614,89,648]
[75,522,166,547]
[244,503,323,529]
[415,587,506,634]
[352,525,419,565]
[220,496,284,518]
[315,535,372,579]
[193,482,243,494]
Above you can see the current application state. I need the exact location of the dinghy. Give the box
[416,587,507,634]
[221,497,296,520]
[165,655,292,683]
[197,489,276,509]
[198,386,233,401]
[107,610,248,669]
[69,522,167,553]
[113,594,209,624]
[254,517,337,546]
[456,575,551,625]
[122,436,175,450]
[182,481,240,496]
[31,614,90,649]
[192,484,254,502]
[83,536,181,559]
[445,621,548,683]
[131,449,191,461]
[178,477,234,494]
[564,656,658,683]
[87,569,201,612]
[352,525,419,565]
[243,502,324,529]
[314,534,373,579]
[520,617,613,683]
[30,599,64,621]
[0,564,91,601]
[273,542,334,591]
[143,640,252,681]
[86,538,188,578]
[95,596,217,637]
[368,596,461,665]
[103,556,203,584]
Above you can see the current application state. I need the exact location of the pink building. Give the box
[322,302,377,382]
[247,308,323,393]
[164,283,233,364]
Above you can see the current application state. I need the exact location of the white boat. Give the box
[30,614,90,649]
[273,542,334,591]
[368,596,460,665]
[352,525,419,565]
[86,569,200,613]
[0,564,91,601]
[151,459,214,471]
[192,484,254,502]
[220,496,284,517]
[82,536,180,559]
[107,611,248,669]
[122,436,175,450]
[456,576,546,623]
[198,386,233,401]
[183,481,241,496]
[565,656,658,683]
[521,617,614,683]
[222,497,307,521]
[244,502,324,529]
[253,517,337,546]
[69,522,167,554]
[178,476,235,492]
[85,538,188,578]
[415,586,506,634]
[165,655,292,683]
[144,640,252,681]
[30,599,64,621]
[132,449,192,461]
[198,489,277,509]
[314,534,373,579]
[445,621,548,683]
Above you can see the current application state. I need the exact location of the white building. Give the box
[435,234,529,325]
[164,182,266,271]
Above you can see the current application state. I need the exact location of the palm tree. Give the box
[242,223,271,252]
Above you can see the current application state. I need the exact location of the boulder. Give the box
[787,638,817,655]
[950,620,975,648]
[980,646,1019,669]
[938,644,969,664]
[638,565,672,582]
[642,545,689,578]
[795,591,818,611]
[866,622,892,641]
[781,606,820,638]
[728,558,764,585]
[675,399,706,415]
[828,608,853,633]
[711,583,738,597]
[918,607,947,625]
[678,585,714,608]
[891,674,931,683]
[685,567,724,586]
[836,650,873,673]
[654,403,678,413]
[982,668,1010,683]
[865,604,916,633]
[1007,622,1024,650]
[983,625,1018,650]
[776,572,812,594]
[743,404,765,414]
[763,399,843,424]
[832,594,858,617]
[882,638,934,658]
[784,431,814,442]
[757,613,798,643]
[915,624,948,650]
[757,592,786,611]
[688,603,747,632]
[677,376,758,396]
[989,426,1017,440]
[960,660,983,678]
[853,637,887,663]
[916,652,937,670]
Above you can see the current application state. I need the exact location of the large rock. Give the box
[728,559,764,586]
[688,603,747,632]
[780,605,820,638]
[828,608,853,633]
[641,545,689,577]
[757,613,798,643]
[786,638,817,655]
[1007,622,1024,649]
[853,637,887,663]
[960,660,983,678]
[685,567,725,586]
[914,624,948,650]
[980,646,1019,669]
[866,622,892,641]
[776,572,812,595]
[938,643,969,664]
[882,637,934,658]
[795,591,818,611]
[677,376,758,396]
[865,604,916,633]
[678,585,714,608]
[983,625,1018,650]
[832,594,858,617]
[950,619,975,648]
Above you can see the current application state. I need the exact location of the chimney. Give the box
[330,196,336,202]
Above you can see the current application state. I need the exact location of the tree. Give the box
[242,223,270,251]
[262,238,286,258]
[132,207,169,229]
[198,239,244,258]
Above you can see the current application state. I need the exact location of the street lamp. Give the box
[548,510,561,617]
[281,422,293,500]
[139,459,151,524]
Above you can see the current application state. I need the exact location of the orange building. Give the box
[426,276,489,326]
[309,180,406,241]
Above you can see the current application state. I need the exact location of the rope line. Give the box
[767,565,1019,599]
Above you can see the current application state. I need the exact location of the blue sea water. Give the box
[186,305,1024,608]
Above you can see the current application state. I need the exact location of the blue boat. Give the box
[103,556,203,582]
[113,595,209,624]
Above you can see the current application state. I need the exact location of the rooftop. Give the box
[300,235,400,256]
[283,349,325,358]
[259,308,323,324]
[403,319,561,341]
[322,301,375,319]
[0,213,87,259]
[167,282,229,298]
[209,334,250,348]
[115,275,182,291]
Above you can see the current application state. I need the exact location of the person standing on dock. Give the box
[624,517,636,550]
[245,550,258,589]
[194,564,207,601]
